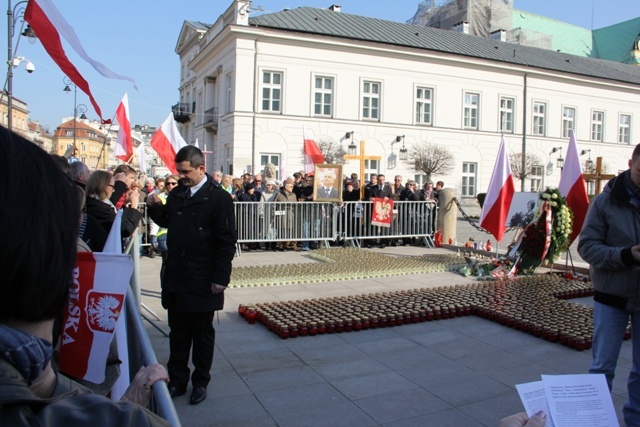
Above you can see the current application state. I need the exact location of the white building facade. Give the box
[174,1,640,198]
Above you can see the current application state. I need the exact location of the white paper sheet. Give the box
[515,374,618,427]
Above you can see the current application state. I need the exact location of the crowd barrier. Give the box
[234,200,438,249]
[125,231,181,426]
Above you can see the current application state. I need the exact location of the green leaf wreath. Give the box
[515,187,573,273]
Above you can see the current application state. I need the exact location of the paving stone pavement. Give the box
[139,208,618,427]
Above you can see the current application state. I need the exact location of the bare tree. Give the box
[509,152,542,191]
[301,136,347,165]
[405,140,455,182]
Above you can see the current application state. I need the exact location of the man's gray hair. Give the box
[69,161,88,180]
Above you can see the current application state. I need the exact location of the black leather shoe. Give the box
[168,385,186,398]
[190,387,207,405]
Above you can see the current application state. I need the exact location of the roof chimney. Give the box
[452,21,470,34]
[490,29,507,42]
[329,4,341,12]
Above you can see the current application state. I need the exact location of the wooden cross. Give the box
[582,157,615,196]
[343,140,381,198]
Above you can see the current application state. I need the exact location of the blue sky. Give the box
[4,0,638,132]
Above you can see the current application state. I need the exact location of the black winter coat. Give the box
[147,175,237,312]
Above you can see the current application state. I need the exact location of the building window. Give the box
[462,162,477,197]
[225,73,232,114]
[260,154,280,179]
[499,97,514,133]
[463,92,479,129]
[619,114,631,144]
[261,71,282,112]
[364,159,379,180]
[313,76,333,117]
[65,130,73,137]
[562,106,576,138]
[529,165,544,192]
[362,81,380,120]
[532,102,546,136]
[591,111,604,142]
[415,87,433,125]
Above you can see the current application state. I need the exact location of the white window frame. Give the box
[225,73,233,114]
[261,70,283,113]
[529,165,544,192]
[461,162,477,197]
[260,154,280,179]
[463,92,479,130]
[562,106,576,138]
[591,110,604,142]
[361,80,380,121]
[619,114,631,144]
[364,159,379,179]
[312,75,334,117]
[499,96,515,133]
[415,86,434,126]
[532,101,546,136]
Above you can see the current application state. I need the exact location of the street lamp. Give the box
[549,146,564,170]
[396,135,408,161]
[6,0,38,131]
[346,131,356,155]
[580,149,594,173]
[63,76,87,149]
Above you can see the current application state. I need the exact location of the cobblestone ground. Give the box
[454,201,585,265]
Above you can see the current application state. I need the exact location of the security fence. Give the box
[125,231,181,426]
[234,200,438,249]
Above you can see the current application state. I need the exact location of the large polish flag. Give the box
[150,113,188,174]
[479,136,516,242]
[25,0,136,123]
[303,128,324,173]
[58,211,133,387]
[115,94,133,162]
[559,130,590,244]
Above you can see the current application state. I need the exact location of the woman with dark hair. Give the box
[85,170,143,241]
[0,126,169,426]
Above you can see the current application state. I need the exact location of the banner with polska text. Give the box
[58,252,133,384]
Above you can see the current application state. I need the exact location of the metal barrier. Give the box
[235,201,339,247]
[235,200,437,249]
[339,200,438,247]
[125,230,181,426]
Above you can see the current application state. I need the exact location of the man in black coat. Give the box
[147,146,237,405]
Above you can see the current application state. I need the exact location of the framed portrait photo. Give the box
[313,164,343,202]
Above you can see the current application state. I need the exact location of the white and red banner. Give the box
[150,113,188,174]
[58,252,133,384]
[303,128,324,173]
[25,0,136,123]
[559,130,590,244]
[371,197,394,228]
[479,135,516,242]
[115,93,133,162]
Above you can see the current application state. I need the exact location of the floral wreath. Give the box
[512,187,573,274]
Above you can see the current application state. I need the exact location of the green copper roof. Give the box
[511,10,594,57]
[593,17,640,63]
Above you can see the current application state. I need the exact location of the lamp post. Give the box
[63,76,87,150]
[6,0,37,131]
[550,146,564,172]
[580,149,594,173]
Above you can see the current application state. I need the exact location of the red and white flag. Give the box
[150,113,188,174]
[303,128,324,173]
[559,130,590,244]
[25,0,136,123]
[115,94,133,162]
[479,135,516,242]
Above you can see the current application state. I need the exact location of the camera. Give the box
[25,61,35,73]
